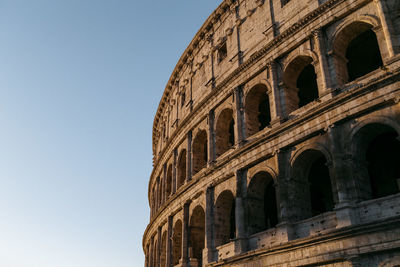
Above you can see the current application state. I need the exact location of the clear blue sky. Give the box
[0,1,220,266]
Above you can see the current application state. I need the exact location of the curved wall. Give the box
[144,0,400,266]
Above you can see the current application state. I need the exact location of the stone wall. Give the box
[143,0,400,266]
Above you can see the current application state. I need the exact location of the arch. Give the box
[158,177,163,207]
[350,121,400,200]
[283,55,319,113]
[332,20,383,84]
[189,206,205,266]
[244,83,272,137]
[290,148,335,221]
[192,130,208,175]
[177,149,187,189]
[160,231,167,267]
[214,190,236,247]
[166,164,173,197]
[215,108,235,157]
[247,171,279,235]
[172,219,182,266]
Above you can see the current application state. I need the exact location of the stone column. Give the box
[204,186,216,263]
[234,169,248,254]
[312,29,332,98]
[273,150,294,241]
[208,109,216,164]
[268,61,285,125]
[166,216,173,267]
[234,3,243,66]
[187,130,192,181]
[374,0,398,58]
[181,202,190,267]
[328,126,360,227]
[234,86,246,145]
[157,227,162,267]
[150,236,154,267]
[172,149,177,194]
[206,33,216,89]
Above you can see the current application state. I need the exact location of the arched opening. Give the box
[291,149,335,221]
[177,150,186,189]
[152,185,157,214]
[192,130,208,175]
[189,206,205,266]
[283,56,319,113]
[166,164,173,198]
[244,84,271,137]
[158,177,163,207]
[333,21,383,84]
[346,29,383,81]
[308,156,334,216]
[160,231,167,267]
[215,109,235,157]
[247,171,278,235]
[297,64,319,108]
[367,131,400,198]
[353,123,400,200]
[214,190,236,247]
[172,220,182,266]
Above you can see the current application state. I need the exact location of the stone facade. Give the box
[143,0,400,266]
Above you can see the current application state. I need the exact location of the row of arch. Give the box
[151,18,387,215]
[154,14,388,157]
[152,20,383,216]
[147,120,400,266]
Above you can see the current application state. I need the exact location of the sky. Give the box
[0,1,221,267]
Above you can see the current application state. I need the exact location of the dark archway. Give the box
[172,220,182,266]
[192,130,208,174]
[366,130,400,198]
[215,109,235,157]
[244,84,271,137]
[333,21,383,84]
[166,164,172,198]
[291,149,335,221]
[283,56,319,113]
[247,171,279,235]
[189,206,205,266]
[353,123,400,200]
[308,156,335,216]
[297,64,319,108]
[177,150,186,189]
[214,190,236,247]
[346,29,383,81]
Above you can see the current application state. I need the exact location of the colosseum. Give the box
[143,0,400,266]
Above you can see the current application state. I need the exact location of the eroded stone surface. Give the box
[143,0,400,266]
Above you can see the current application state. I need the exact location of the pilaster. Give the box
[234,168,248,254]
[181,201,190,267]
[187,131,192,181]
[166,216,173,267]
[208,109,216,164]
[204,186,216,264]
[234,86,246,146]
